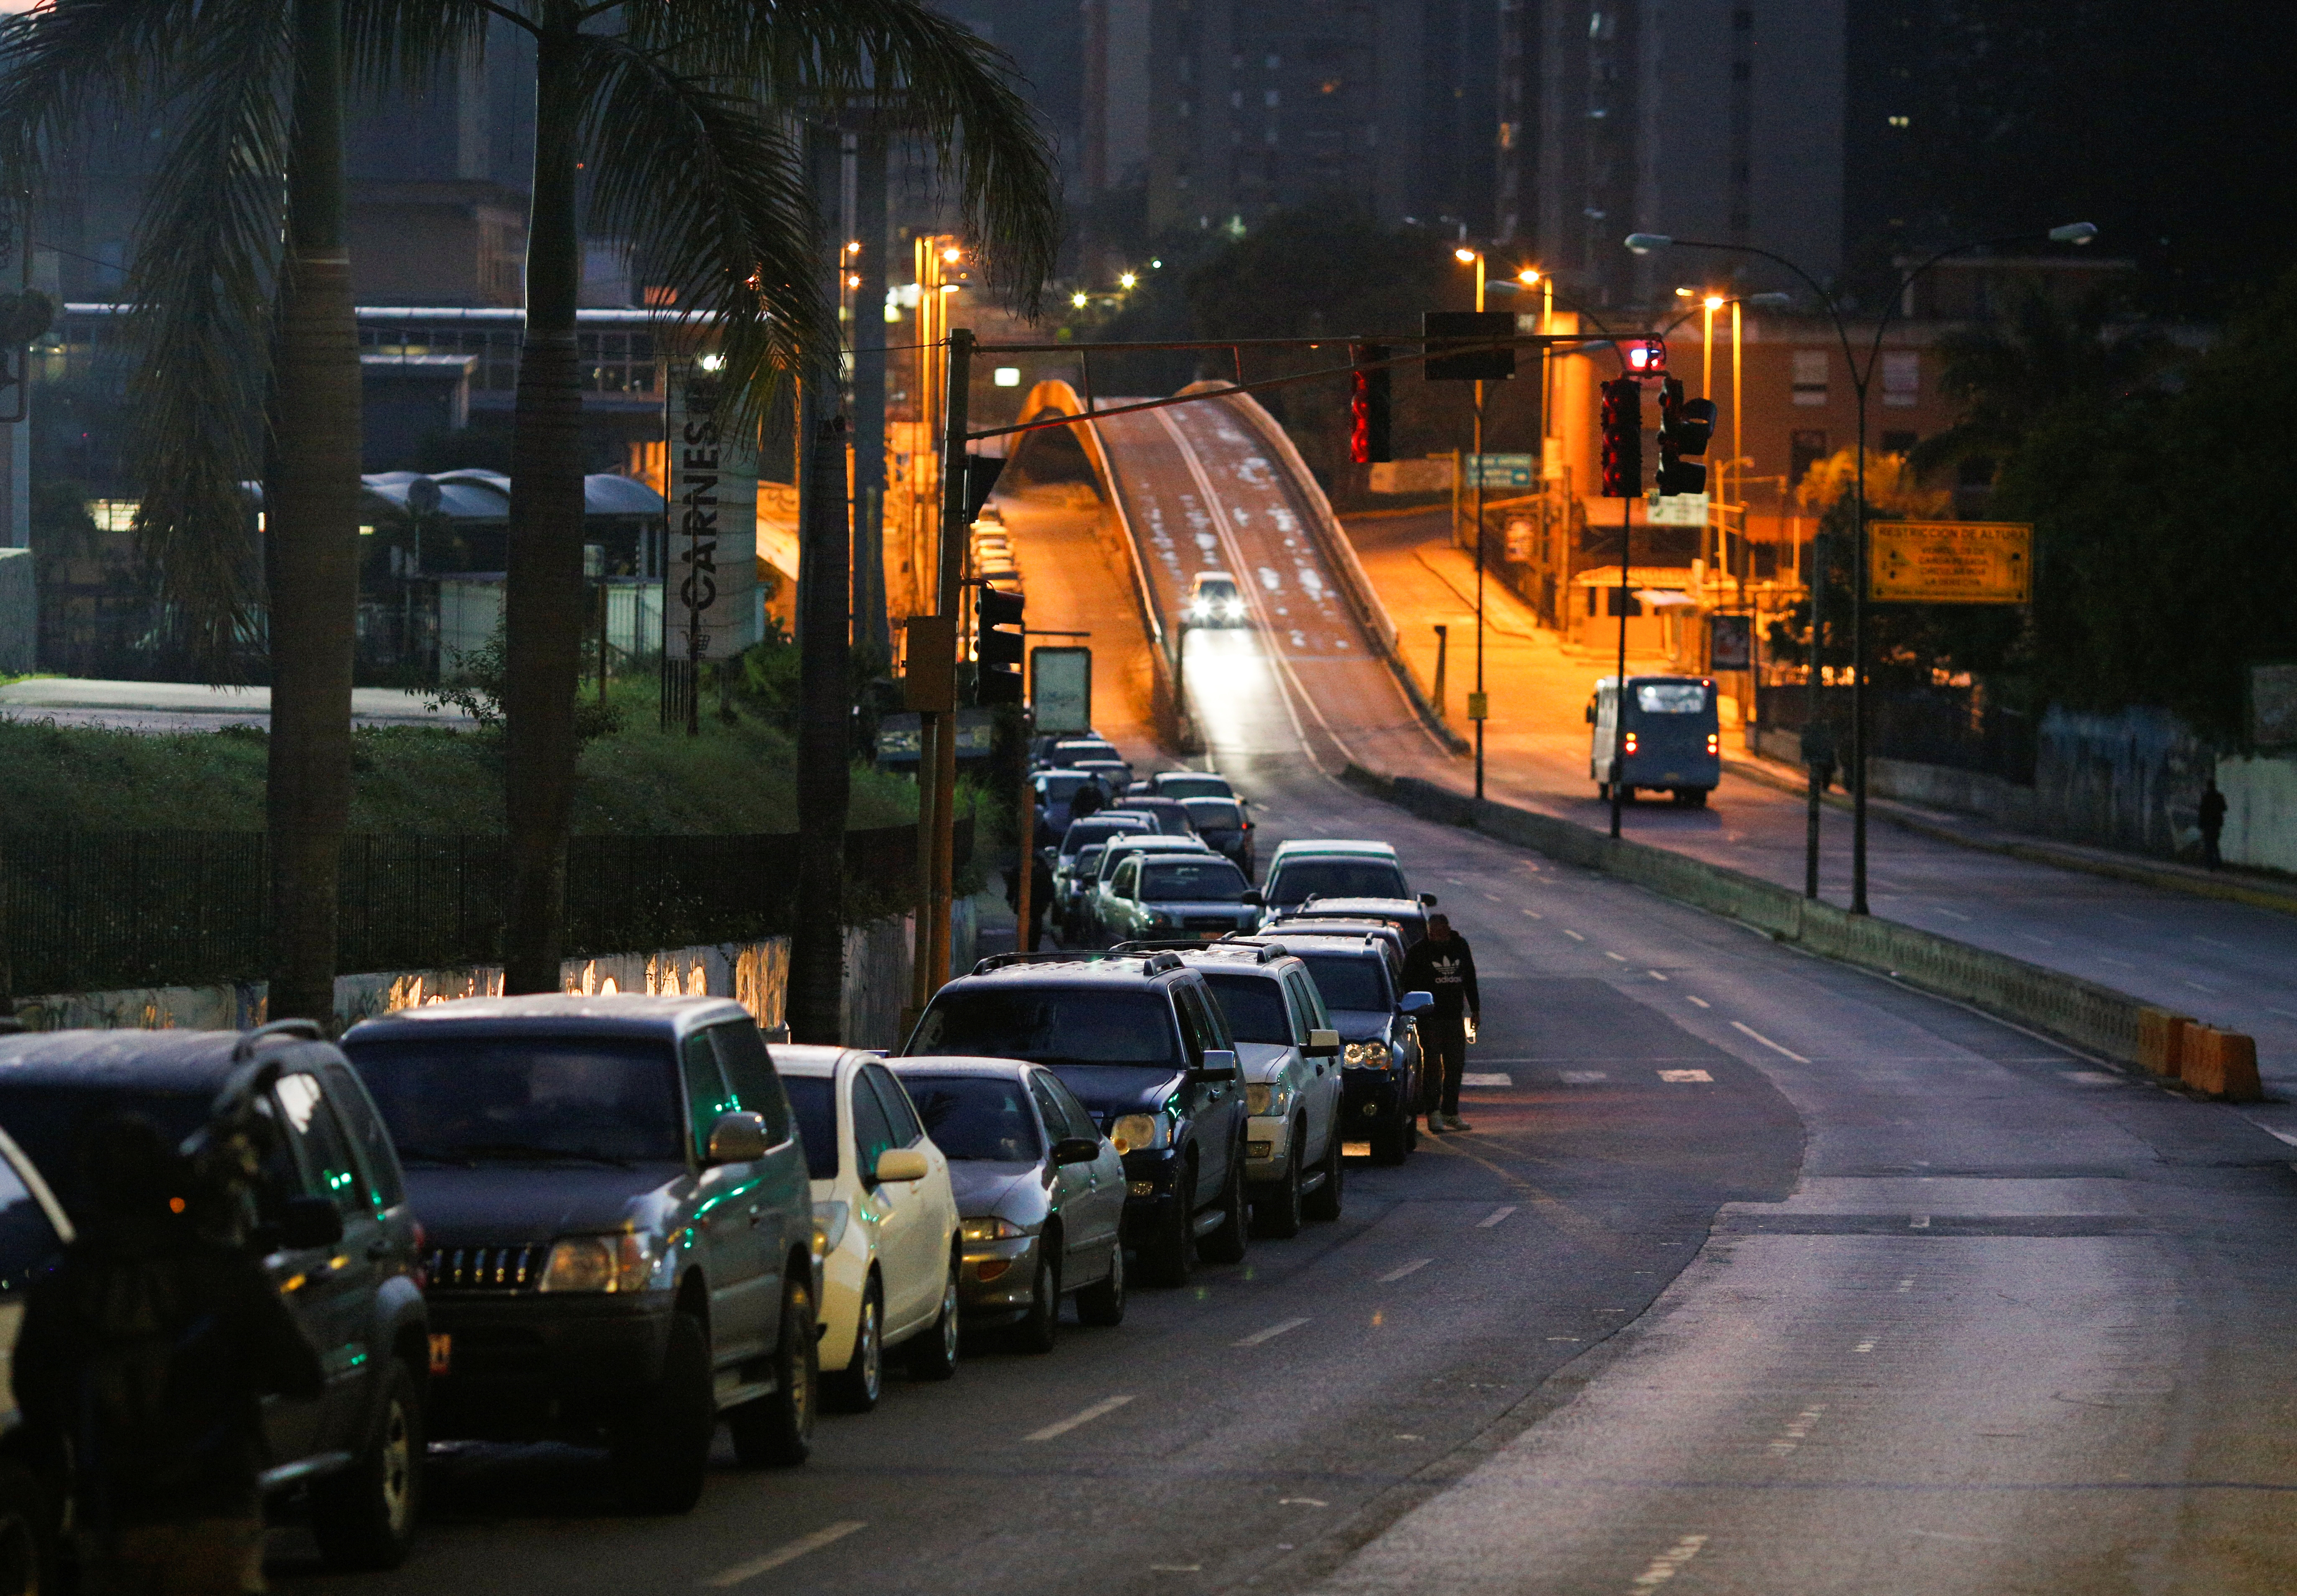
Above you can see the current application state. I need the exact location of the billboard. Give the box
[1869,521,2032,605]
[665,371,761,661]
[1030,647,1093,734]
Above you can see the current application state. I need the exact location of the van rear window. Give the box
[1635,683,1708,714]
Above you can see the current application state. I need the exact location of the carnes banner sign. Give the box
[666,370,761,661]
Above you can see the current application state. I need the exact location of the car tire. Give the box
[0,1460,57,1596]
[1139,1163,1194,1287]
[310,1357,425,1570]
[730,1275,817,1467]
[1252,1139,1304,1239]
[1198,1149,1249,1265]
[1303,1121,1345,1221]
[908,1254,962,1381]
[1012,1247,1061,1355]
[1075,1240,1127,1327]
[828,1277,885,1413]
[608,1311,714,1515]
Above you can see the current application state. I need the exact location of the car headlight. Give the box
[1222,600,1244,620]
[1246,1083,1291,1116]
[1343,1040,1389,1067]
[961,1216,1026,1244]
[813,1200,850,1258]
[537,1232,667,1293]
[1110,1113,1168,1154]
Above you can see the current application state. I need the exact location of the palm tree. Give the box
[415,0,1061,994]
[1,0,365,1026]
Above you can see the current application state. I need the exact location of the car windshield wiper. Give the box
[428,1141,638,1169]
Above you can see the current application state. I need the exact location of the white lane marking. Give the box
[1604,951,1629,963]
[1478,1205,1519,1227]
[2269,1007,2297,1020]
[1149,1565,1203,1573]
[703,1522,867,1587]
[1235,1316,1311,1347]
[1279,1497,1329,1507]
[1933,907,1973,920]
[1564,929,1587,941]
[2020,933,2056,946]
[1378,1258,1434,1283]
[2061,1070,2121,1085]
[1523,909,1545,919]
[1025,1395,1136,1441]
[2099,957,2136,968]
[1393,1433,1424,1440]
[2261,1128,2297,1147]
[1625,1533,1709,1591]
[1558,1070,1610,1084]
[2195,935,2233,948]
[1768,1403,1827,1454]
[1481,890,1505,902]
[1657,1069,1713,1083]
[1684,995,1712,1009]
[1854,1339,1877,1353]
[1461,1072,1513,1087]
[1910,1215,1931,1229]
[1896,1277,1914,1292]
[2183,979,2218,992]
[1647,969,1670,981]
[1908,1529,2006,1544]
[1730,1021,1809,1063]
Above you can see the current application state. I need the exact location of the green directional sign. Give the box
[1465,453,1537,488]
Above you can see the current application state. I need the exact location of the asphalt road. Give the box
[276,479,2297,1596]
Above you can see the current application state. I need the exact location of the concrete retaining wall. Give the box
[0,549,32,675]
[1346,766,2164,1068]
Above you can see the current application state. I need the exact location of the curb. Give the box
[1340,762,2265,1099]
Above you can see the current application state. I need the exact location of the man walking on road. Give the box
[1402,912,1479,1134]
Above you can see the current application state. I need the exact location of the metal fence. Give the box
[3,821,966,997]
[1755,685,2037,785]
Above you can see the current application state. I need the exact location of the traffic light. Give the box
[964,454,1006,521]
[1654,376,1717,496]
[1599,377,1643,498]
[977,584,1025,704]
[1350,344,1391,464]
[1624,337,1667,376]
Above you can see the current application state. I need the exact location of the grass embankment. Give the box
[0,679,919,834]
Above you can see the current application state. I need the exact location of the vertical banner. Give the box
[1708,612,1753,671]
[666,368,761,662]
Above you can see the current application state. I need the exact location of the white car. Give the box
[1179,946,1345,1235]
[776,1047,963,1412]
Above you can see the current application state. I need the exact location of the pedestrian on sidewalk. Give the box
[2199,777,2227,870]
[1801,720,1838,794]
[1401,912,1480,1134]
[16,1114,325,1596]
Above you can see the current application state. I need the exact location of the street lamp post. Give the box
[1625,223,2096,913]
[1454,246,1489,801]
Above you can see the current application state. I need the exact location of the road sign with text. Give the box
[1869,521,2032,604]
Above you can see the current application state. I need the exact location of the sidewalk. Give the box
[1344,510,2297,1085]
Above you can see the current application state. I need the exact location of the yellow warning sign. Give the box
[1869,521,2032,604]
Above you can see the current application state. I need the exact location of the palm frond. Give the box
[575,33,823,434]
[0,0,205,180]
[345,0,494,95]
[119,0,295,676]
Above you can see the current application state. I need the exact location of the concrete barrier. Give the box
[1343,763,2262,1084]
[2179,1027,2263,1102]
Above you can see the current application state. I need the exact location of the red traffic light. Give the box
[1623,337,1666,376]
[1599,377,1643,498]
[1350,344,1392,464]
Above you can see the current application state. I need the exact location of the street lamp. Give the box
[1455,246,1491,800]
[1624,224,2097,913]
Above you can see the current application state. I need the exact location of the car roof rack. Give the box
[968,949,1188,978]
[1109,939,1283,964]
[230,1017,326,1061]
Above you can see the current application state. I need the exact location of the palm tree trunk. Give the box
[264,0,360,1026]
[788,407,851,1042]
[501,7,588,994]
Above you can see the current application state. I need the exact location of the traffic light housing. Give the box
[1654,376,1716,496]
[976,584,1025,704]
[1350,344,1392,464]
[1624,337,1667,376]
[1599,377,1643,498]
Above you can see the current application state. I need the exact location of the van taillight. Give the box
[1707,733,1719,754]
[1623,732,1638,755]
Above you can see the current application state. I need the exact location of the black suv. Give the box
[902,952,1250,1286]
[340,995,818,1514]
[0,1022,430,1569]
[1237,933,1433,1165]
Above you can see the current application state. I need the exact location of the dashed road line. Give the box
[1478,1205,1519,1228]
[1730,1021,1810,1063]
[1625,1533,1709,1592]
[1563,929,1587,941]
[1684,995,1711,1009]
[1024,1395,1135,1441]
[1657,1069,1713,1083]
[1235,1317,1311,1348]
[702,1522,867,1587]
[1647,969,1669,981]
[1377,1258,1433,1283]
[1604,951,1628,963]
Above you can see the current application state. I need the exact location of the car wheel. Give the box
[1138,1163,1194,1287]
[908,1253,962,1381]
[1303,1121,1345,1221]
[608,1311,714,1514]
[1198,1149,1249,1265]
[828,1277,885,1413]
[1252,1138,1304,1239]
[730,1275,817,1467]
[1075,1240,1127,1327]
[1012,1246,1061,1355]
[0,1460,56,1596]
[311,1357,425,1569]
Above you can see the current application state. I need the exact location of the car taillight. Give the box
[1623,732,1638,755]
[1707,733,1719,754]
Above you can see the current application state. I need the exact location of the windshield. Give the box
[1061,816,1147,855]
[1114,802,1193,836]
[346,1037,684,1164]
[1070,845,1106,879]
[1182,798,1244,831]
[1267,857,1407,906]
[1201,973,1293,1045]
[1039,772,1089,799]
[1196,578,1238,600]
[1635,682,1709,714]
[1100,844,1192,881]
[780,1076,839,1180]
[1157,775,1233,801]
[1296,953,1392,1013]
[903,1077,1043,1162]
[1142,859,1249,903]
[0,1084,214,1223]
[1051,742,1117,765]
[909,988,1180,1070]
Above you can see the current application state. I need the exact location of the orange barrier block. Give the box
[2137,1008,2193,1077]
[2179,1027,2264,1103]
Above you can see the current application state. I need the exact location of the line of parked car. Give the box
[0,758,1447,1592]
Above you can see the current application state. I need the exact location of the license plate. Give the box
[428,1333,452,1375]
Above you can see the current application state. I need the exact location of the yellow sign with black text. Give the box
[1869,521,2032,604]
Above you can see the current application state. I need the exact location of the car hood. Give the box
[1236,1041,1295,1083]
[402,1161,685,1245]
[946,1161,1051,1225]
[1042,1064,1186,1124]
[1327,1008,1394,1045]
[1140,899,1256,916]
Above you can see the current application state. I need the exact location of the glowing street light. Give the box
[1071,291,1089,309]
[1118,271,1138,290]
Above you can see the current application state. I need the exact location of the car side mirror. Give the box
[1052,1136,1102,1167]
[1399,990,1435,1016]
[281,1194,344,1250]
[1190,1048,1241,1084]
[1418,892,1438,907]
[1305,1028,1341,1059]
[707,1110,771,1164]
[874,1146,931,1184]
[1242,889,1264,907]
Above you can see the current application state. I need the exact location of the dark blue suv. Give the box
[902,952,1251,1287]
